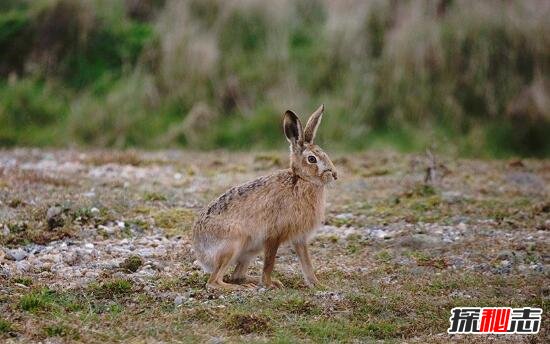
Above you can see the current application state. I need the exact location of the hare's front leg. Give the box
[261,237,284,288]
[293,240,321,288]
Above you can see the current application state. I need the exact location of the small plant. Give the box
[120,255,143,273]
[406,184,437,198]
[274,295,319,315]
[43,324,78,338]
[90,279,133,298]
[0,318,12,334]
[19,289,54,312]
[375,250,392,263]
[143,192,167,201]
[225,313,271,334]
[7,222,28,233]
[153,208,196,236]
[12,277,33,286]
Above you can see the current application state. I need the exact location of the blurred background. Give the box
[0,0,548,157]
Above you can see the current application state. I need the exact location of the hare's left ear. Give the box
[304,104,324,143]
[283,110,303,149]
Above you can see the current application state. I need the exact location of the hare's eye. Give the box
[307,155,317,164]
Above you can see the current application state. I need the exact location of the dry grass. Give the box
[0,149,548,342]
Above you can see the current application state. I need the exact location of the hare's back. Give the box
[199,170,293,220]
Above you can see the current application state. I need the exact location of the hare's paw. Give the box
[229,275,260,287]
[263,278,284,289]
[207,281,247,291]
[305,276,325,289]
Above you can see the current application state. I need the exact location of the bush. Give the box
[0,0,548,156]
[0,78,68,146]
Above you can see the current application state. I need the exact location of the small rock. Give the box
[497,250,514,260]
[442,191,464,204]
[63,252,79,266]
[335,213,354,220]
[368,228,390,239]
[112,271,126,279]
[84,271,99,278]
[449,290,472,298]
[530,263,544,273]
[15,261,32,272]
[5,248,28,261]
[506,172,545,189]
[492,260,513,275]
[399,234,442,249]
[174,295,185,306]
[0,265,13,278]
[90,207,100,215]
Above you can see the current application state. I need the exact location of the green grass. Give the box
[0,1,548,156]
[90,279,133,298]
[19,288,55,312]
[0,318,12,334]
[120,255,143,272]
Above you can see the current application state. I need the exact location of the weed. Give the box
[19,289,54,312]
[43,324,78,339]
[143,192,167,201]
[12,277,33,286]
[225,313,271,334]
[153,208,195,235]
[0,318,12,334]
[120,255,143,272]
[90,279,133,298]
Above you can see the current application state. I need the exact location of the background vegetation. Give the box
[0,0,549,157]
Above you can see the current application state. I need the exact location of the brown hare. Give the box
[192,105,337,290]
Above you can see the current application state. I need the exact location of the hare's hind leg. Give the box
[229,252,260,287]
[207,242,253,290]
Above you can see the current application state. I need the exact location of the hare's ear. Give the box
[304,104,324,143]
[283,110,303,149]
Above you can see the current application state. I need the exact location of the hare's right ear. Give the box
[283,110,303,150]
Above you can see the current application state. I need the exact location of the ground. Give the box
[0,149,548,343]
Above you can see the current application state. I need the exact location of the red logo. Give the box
[448,307,542,334]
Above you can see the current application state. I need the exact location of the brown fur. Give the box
[192,105,337,289]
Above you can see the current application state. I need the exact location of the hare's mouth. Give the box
[321,169,337,183]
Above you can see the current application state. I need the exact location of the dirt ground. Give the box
[0,149,548,343]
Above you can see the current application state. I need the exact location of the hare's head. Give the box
[283,105,337,185]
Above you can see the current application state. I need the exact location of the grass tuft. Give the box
[225,313,271,335]
[89,279,133,298]
[120,255,143,272]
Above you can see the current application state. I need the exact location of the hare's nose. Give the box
[332,171,338,180]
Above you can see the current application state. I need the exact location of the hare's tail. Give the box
[192,240,215,273]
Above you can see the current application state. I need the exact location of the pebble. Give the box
[457,222,467,231]
[334,213,354,220]
[15,261,32,272]
[368,228,390,239]
[5,248,28,261]
[398,234,443,249]
[1,233,187,287]
[174,295,184,306]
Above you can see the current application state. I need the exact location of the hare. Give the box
[192,105,337,290]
